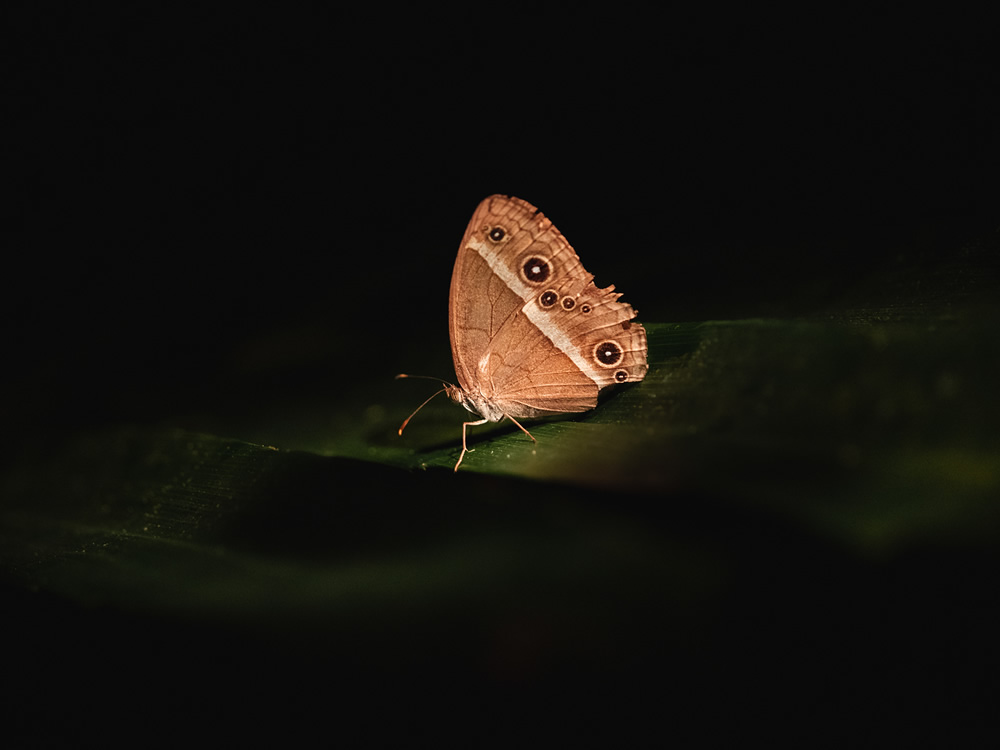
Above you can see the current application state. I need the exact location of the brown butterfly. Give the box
[399,195,648,470]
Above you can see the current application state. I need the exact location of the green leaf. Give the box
[4,242,999,743]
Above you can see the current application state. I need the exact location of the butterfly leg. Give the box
[455,417,489,472]
[504,414,537,444]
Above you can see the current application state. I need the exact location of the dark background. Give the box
[5,8,996,449]
[3,6,998,743]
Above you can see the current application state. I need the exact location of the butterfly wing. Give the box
[448,195,647,419]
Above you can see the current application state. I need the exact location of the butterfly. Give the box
[399,195,647,470]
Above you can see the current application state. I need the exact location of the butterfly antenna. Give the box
[395,374,453,436]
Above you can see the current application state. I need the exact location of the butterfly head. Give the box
[446,385,505,423]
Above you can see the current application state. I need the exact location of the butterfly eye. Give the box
[539,290,558,307]
[614,370,629,383]
[594,341,624,367]
[488,227,506,242]
[522,257,551,283]
[561,297,576,311]
[581,304,592,314]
